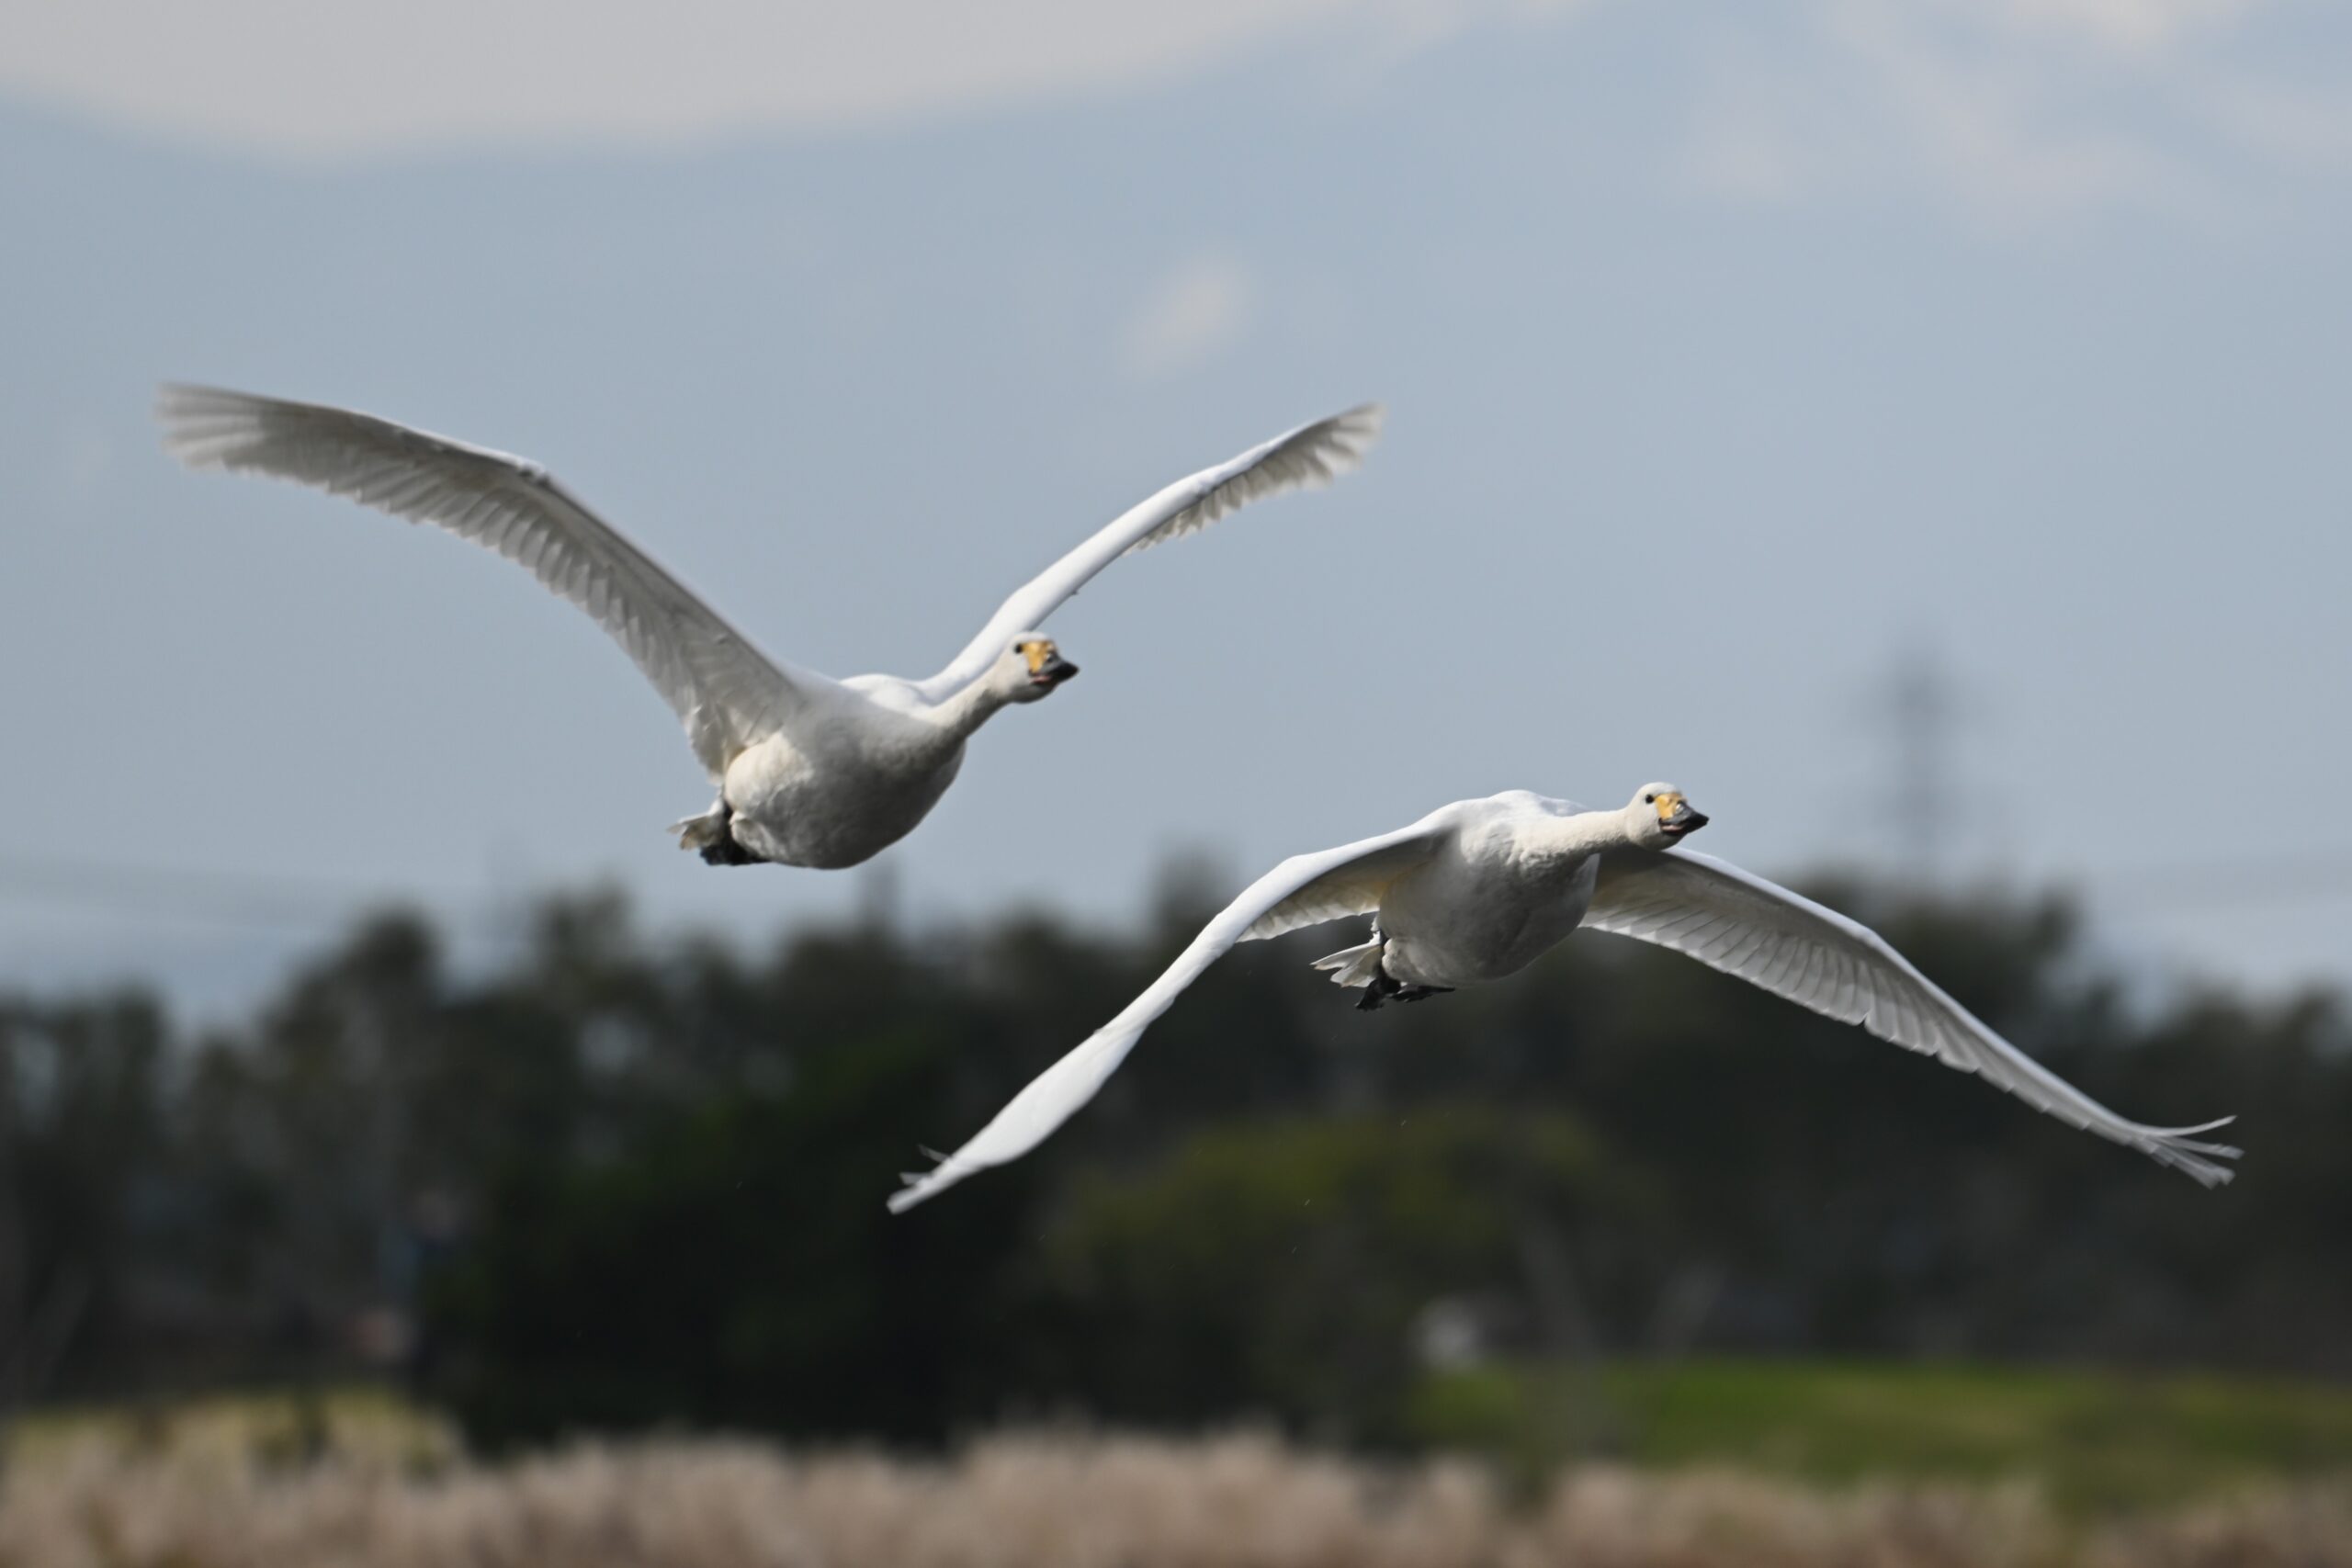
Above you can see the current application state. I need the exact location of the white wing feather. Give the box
[1238,836,1442,942]
[1584,848,2240,1186]
[915,402,1383,702]
[157,385,828,775]
[888,806,1453,1213]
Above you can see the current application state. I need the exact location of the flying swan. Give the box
[888,785,2239,1210]
[157,386,1381,870]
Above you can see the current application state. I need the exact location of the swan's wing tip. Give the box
[155,379,225,409]
[2144,1121,2241,1187]
[2153,1114,2236,1137]
[1318,401,1386,468]
[888,1145,980,1213]
[154,382,263,461]
[887,1168,960,1214]
[154,380,258,419]
[2169,1153,2239,1189]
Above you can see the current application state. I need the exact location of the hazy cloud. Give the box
[1679,0,2318,228]
[0,0,1353,155]
[1986,0,2261,54]
[3,0,2335,239]
[1121,254,1260,380]
[0,0,1574,158]
[2188,69,2352,173]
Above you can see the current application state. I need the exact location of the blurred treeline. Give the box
[2,865,2346,1450]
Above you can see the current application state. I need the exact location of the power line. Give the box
[1844,645,2351,918]
[0,852,490,932]
[5,848,2352,940]
[2089,852,2352,913]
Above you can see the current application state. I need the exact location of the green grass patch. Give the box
[1408,1357,2352,1510]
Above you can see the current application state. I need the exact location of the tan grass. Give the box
[0,1423,2345,1568]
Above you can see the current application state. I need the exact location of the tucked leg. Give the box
[1354,970,1453,1011]
[700,833,764,867]
[672,800,767,866]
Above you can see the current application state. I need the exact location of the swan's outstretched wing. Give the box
[888,804,1457,1213]
[1584,848,2240,1185]
[1238,834,1443,941]
[915,403,1384,702]
[158,385,829,775]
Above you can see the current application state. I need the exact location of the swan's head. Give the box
[1626,782,1709,849]
[997,634,1080,703]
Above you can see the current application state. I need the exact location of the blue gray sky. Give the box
[2,0,2347,1011]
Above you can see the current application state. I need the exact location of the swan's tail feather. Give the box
[671,802,729,852]
[1312,938,1385,988]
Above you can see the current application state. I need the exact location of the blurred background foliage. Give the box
[2,863,2346,1495]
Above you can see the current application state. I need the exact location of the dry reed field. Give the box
[4,1419,2349,1568]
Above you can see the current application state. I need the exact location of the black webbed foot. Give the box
[1355,972,1453,1010]
[699,834,765,867]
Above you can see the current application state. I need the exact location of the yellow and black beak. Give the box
[1657,793,1709,839]
[1020,640,1080,688]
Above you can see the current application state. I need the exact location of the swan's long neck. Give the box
[1521,807,1636,867]
[929,675,1013,740]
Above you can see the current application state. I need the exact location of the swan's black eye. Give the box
[1644,793,1655,804]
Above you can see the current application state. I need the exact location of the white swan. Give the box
[157,386,1382,869]
[888,784,2239,1210]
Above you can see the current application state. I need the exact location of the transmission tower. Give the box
[1871,641,1966,885]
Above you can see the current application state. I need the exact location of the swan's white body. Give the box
[1366,795,1605,987]
[888,787,2240,1211]
[710,681,969,869]
[157,387,1381,869]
